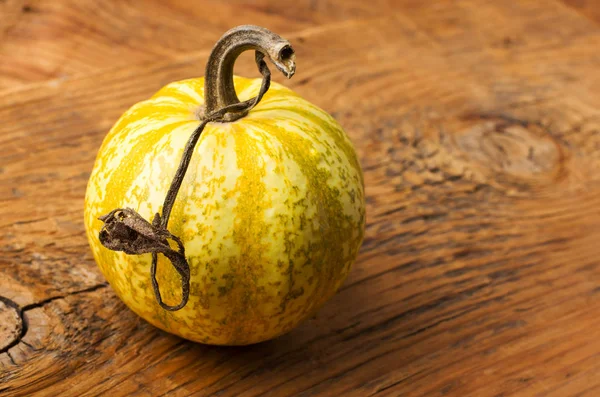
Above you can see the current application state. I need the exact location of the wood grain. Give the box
[2,0,600,395]
[0,0,397,90]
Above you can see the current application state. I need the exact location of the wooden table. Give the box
[2,1,600,395]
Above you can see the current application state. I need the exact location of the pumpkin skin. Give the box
[84,76,365,345]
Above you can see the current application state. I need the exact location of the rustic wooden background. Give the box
[2,0,600,395]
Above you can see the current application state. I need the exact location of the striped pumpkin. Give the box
[84,76,365,345]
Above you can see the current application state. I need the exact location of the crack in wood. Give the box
[0,283,108,357]
[6,350,16,365]
[20,283,108,312]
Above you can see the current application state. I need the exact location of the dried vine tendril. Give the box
[98,52,273,311]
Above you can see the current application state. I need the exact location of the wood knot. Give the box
[454,115,564,186]
[0,297,23,353]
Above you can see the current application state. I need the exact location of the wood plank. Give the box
[560,0,600,25]
[0,0,398,90]
[2,0,600,395]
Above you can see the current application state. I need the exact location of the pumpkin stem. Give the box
[202,25,296,122]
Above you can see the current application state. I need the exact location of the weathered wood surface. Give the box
[2,0,600,395]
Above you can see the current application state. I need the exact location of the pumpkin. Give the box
[84,25,365,345]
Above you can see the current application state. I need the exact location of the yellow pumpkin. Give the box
[84,26,365,345]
